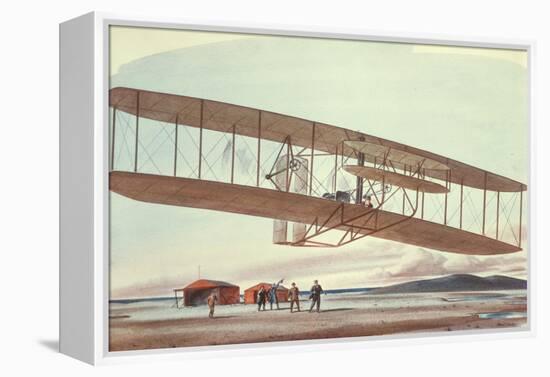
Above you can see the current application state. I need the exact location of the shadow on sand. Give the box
[211,315,236,319]
[315,308,354,313]
[258,308,354,313]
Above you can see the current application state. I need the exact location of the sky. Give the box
[108,26,529,299]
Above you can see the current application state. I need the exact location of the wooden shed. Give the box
[244,282,289,304]
[175,279,240,307]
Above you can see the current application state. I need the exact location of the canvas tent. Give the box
[175,279,240,307]
[244,282,289,304]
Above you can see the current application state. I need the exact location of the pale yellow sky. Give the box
[110,26,251,74]
[412,45,527,67]
[111,26,527,75]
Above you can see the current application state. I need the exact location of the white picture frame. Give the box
[59,11,535,365]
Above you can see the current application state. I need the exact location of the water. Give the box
[109,292,444,322]
[442,290,526,303]
[109,290,526,323]
[443,294,506,302]
[478,311,527,319]
[109,287,377,305]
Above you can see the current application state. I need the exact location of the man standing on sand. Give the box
[257,286,267,311]
[309,280,323,313]
[289,282,300,313]
[207,292,218,318]
[269,279,284,310]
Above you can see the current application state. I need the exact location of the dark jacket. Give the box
[258,290,267,302]
[310,284,323,298]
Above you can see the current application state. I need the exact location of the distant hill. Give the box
[369,274,527,294]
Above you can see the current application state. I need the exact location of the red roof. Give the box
[182,279,238,290]
[244,282,288,292]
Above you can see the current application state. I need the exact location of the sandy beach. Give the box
[109,290,527,351]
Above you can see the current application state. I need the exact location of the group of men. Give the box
[206,279,324,319]
[256,279,283,311]
[256,279,324,314]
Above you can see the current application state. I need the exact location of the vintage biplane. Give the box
[108,87,526,255]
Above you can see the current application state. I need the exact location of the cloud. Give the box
[230,241,403,282]
[385,249,448,278]
[364,248,527,284]
[444,255,525,274]
[111,240,528,298]
[112,279,180,299]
